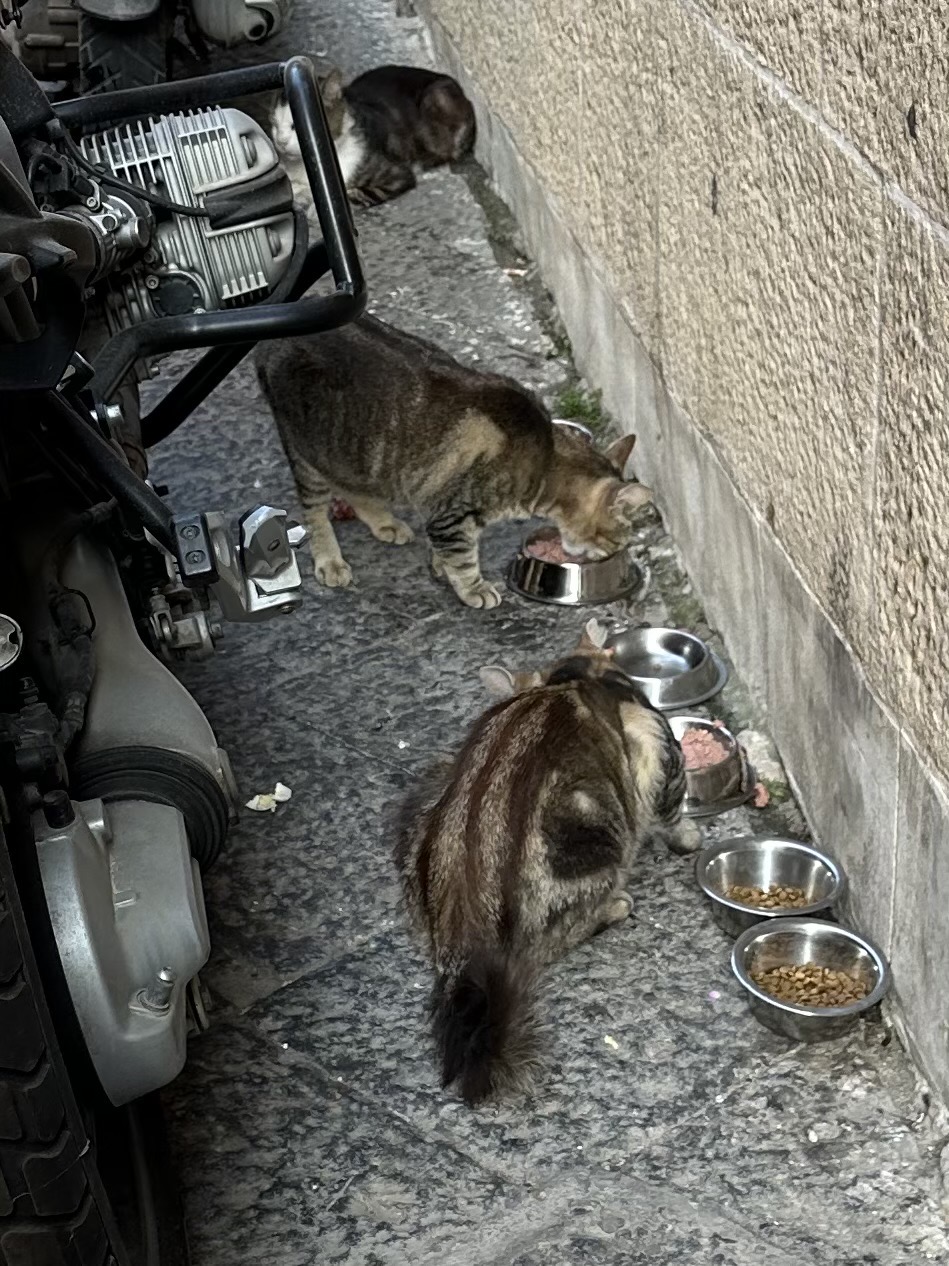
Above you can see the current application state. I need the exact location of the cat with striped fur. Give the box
[255,315,651,608]
[394,620,689,1105]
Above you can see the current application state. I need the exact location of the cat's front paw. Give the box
[594,891,633,935]
[460,581,502,610]
[667,819,702,855]
[315,557,353,588]
[609,891,634,923]
[374,518,415,546]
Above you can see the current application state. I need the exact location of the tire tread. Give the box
[0,865,125,1265]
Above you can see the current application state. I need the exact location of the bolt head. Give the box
[185,550,205,565]
[145,275,160,290]
[180,523,199,541]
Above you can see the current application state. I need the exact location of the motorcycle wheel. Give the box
[78,10,171,94]
[0,813,190,1265]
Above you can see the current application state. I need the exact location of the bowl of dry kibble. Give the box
[731,918,890,1041]
[695,836,845,935]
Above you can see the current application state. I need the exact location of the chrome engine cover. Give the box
[36,797,209,1106]
[81,107,295,355]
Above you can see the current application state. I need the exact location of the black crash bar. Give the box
[55,56,366,405]
[139,241,330,449]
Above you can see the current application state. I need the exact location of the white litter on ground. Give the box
[245,783,293,813]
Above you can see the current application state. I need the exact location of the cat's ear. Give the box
[578,617,611,652]
[421,75,463,118]
[479,665,518,699]
[321,67,345,106]
[612,481,653,521]
[605,433,637,475]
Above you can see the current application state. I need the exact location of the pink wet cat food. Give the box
[330,498,356,521]
[679,726,730,770]
[525,536,586,564]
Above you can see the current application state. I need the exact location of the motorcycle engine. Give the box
[81,106,296,365]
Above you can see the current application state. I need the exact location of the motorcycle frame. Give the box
[36,53,366,555]
[56,55,365,417]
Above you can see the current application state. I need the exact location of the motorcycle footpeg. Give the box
[173,505,308,624]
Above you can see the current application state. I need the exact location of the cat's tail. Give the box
[432,948,540,1106]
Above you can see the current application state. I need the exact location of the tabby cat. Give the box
[255,315,652,608]
[394,620,689,1104]
[271,63,475,211]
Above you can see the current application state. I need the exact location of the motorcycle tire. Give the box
[78,10,171,95]
[0,818,190,1265]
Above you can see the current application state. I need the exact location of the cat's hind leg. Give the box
[345,494,415,546]
[426,510,501,609]
[544,888,633,961]
[294,458,353,588]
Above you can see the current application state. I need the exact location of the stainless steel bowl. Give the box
[732,918,890,1042]
[552,418,595,444]
[605,625,728,710]
[669,715,753,817]
[696,837,845,936]
[508,527,646,606]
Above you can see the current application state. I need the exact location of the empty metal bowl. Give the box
[731,918,890,1042]
[695,837,846,936]
[507,526,646,606]
[669,715,753,818]
[605,625,728,710]
[552,418,594,444]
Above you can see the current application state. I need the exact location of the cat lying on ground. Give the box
[255,315,652,608]
[270,63,475,212]
[394,619,690,1104]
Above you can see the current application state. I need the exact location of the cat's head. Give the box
[544,428,652,559]
[271,66,348,158]
[418,76,476,162]
[479,618,613,700]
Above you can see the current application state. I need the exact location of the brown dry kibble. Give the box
[750,962,869,1008]
[725,883,810,910]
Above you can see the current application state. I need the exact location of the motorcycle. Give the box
[0,20,364,1263]
[5,0,292,95]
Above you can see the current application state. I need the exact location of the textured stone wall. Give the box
[420,0,949,1097]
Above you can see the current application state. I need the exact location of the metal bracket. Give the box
[171,512,218,586]
[204,505,307,622]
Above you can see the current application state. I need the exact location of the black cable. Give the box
[39,499,114,750]
[59,128,211,220]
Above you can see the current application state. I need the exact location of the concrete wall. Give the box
[419,0,949,1100]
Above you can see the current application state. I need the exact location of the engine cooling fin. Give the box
[81,106,295,375]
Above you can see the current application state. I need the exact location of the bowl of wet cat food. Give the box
[669,716,755,818]
[508,526,646,606]
[731,918,890,1041]
[695,837,846,937]
[604,625,728,711]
